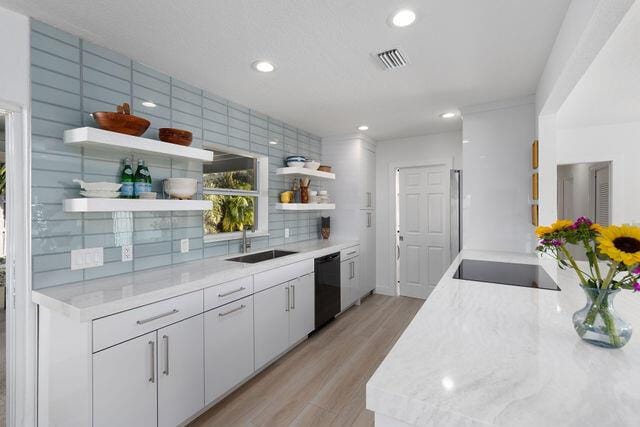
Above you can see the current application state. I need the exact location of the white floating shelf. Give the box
[64,198,212,213]
[64,127,213,162]
[275,203,335,211]
[275,167,335,180]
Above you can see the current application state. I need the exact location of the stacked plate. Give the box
[285,155,306,168]
[74,179,122,198]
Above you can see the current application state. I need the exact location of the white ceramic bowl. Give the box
[318,190,328,196]
[304,160,320,170]
[164,178,197,199]
[286,161,306,168]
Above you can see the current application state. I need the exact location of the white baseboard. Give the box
[374,286,397,297]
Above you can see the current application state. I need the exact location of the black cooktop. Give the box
[453,259,560,291]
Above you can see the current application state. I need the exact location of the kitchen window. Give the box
[203,145,269,242]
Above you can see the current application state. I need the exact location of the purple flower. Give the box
[634,282,640,293]
[571,216,593,229]
[633,266,640,275]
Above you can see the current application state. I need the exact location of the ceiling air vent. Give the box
[376,48,408,70]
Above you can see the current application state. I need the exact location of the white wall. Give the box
[557,163,592,219]
[556,122,640,224]
[374,131,461,292]
[0,5,34,427]
[462,98,537,253]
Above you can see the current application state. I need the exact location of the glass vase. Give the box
[573,285,632,349]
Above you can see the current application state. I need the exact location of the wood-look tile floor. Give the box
[190,294,424,427]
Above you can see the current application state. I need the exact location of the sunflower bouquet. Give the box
[535,217,640,348]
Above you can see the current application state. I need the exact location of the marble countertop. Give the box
[33,239,358,321]
[366,250,640,426]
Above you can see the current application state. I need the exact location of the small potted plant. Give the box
[536,217,640,348]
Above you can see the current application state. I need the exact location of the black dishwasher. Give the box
[314,253,341,329]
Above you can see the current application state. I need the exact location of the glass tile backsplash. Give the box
[30,20,323,289]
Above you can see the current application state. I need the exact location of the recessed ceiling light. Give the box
[462,139,470,144]
[440,112,457,119]
[269,140,278,145]
[252,60,275,73]
[391,9,416,27]
[141,101,157,108]
[358,125,369,131]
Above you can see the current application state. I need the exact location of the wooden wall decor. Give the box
[532,173,539,201]
[532,140,539,169]
[531,204,539,226]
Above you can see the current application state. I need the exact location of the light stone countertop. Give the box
[32,239,358,322]
[366,249,640,426]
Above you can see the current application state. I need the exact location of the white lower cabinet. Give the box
[254,273,315,370]
[289,273,315,344]
[254,282,291,370]
[92,315,204,427]
[204,295,254,405]
[93,331,158,427]
[340,256,361,311]
[157,315,205,427]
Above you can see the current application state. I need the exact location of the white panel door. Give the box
[340,260,352,311]
[254,282,290,369]
[398,165,450,299]
[289,273,315,344]
[204,295,254,405]
[92,332,157,427]
[157,315,205,427]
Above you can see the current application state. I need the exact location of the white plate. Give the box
[74,179,122,192]
[80,191,121,198]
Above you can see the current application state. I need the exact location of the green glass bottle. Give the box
[120,159,134,199]
[134,159,149,198]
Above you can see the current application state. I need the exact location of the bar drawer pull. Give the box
[148,341,155,383]
[218,304,246,317]
[162,335,169,376]
[136,309,179,325]
[218,286,246,298]
[346,251,356,255]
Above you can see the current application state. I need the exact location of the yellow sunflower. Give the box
[535,219,574,238]
[590,223,604,234]
[597,225,640,266]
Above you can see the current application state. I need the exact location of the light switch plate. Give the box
[122,245,133,262]
[285,228,290,238]
[71,247,104,270]
[180,238,189,253]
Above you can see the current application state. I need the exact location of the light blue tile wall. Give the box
[31,20,324,289]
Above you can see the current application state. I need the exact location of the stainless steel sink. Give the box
[228,250,298,263]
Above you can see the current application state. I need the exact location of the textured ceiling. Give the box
[558,1,640,129]
[1,0,571,140]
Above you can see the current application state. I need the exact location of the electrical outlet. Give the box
[71,247,104,270]
[285,228,290,238]
[180,238,189,253]
[122,245,133,262]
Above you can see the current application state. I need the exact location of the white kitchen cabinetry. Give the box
[157,315,205,427]
[323,135,376,301]
[254,272,315,370]
[254,282,291,369]
[340,249,361,311]
[92,332,158,427]
[204,295,254,405]
[289,273,315,344]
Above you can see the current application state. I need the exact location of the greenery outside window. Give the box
[203,146,268,242]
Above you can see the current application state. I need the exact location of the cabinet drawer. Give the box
[93,291,203,352]
[204,276,253,311]
[341,246,360,261]
[253,259,314,293]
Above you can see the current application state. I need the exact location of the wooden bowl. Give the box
[91,112,150,136]
[159,128,193,146]
[318,165,332,173]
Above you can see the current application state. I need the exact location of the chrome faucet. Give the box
[241,225,253,253]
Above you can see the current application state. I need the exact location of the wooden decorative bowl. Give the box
[318,165,332,173]
[91,111,150,136]
[159,128,193,146]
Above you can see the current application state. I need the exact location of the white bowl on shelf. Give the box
[164,178,197,199]
[73,179,121,192]
[286,161,306,168]
[304,160,320,170]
